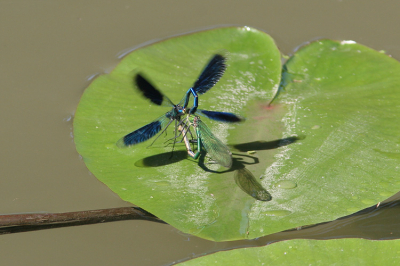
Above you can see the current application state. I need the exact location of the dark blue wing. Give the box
[135,74,174,107]
[116,115,171,147]
[192,54,227,95]
[197,109,245,123]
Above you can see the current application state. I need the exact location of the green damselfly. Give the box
[180,115,233,168]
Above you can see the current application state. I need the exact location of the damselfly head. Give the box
[174,105,186,115]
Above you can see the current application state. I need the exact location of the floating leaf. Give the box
[177,239,400,265]
[74,27,282,241]
[245,40,400,239]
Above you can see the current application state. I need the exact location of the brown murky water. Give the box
[1,1,400,265]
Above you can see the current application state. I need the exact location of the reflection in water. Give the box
[234,168,272,201]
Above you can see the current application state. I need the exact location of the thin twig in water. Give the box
[0,207,165,235]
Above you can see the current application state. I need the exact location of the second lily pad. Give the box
[246,40,400,238]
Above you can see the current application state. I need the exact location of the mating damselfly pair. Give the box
[116,54,244,168]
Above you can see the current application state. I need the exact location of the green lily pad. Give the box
[74,27,282,241]
[245,40,400,239]
[177,239,400,265]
